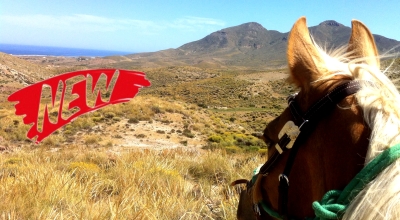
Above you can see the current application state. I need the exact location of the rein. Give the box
[246,80,364,219]
[312,143,400,219]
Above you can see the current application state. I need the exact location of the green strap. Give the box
[259,201,284,220]
[251,165,284,219]
[312,143,400,220]
[312,190,346,219]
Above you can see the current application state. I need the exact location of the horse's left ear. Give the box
[287,17,328,90]
[348,20,380,68]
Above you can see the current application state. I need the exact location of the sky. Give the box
[1,0,399,53]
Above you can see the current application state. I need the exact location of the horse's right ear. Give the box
[287,17,327,90]
[348,20,380,68]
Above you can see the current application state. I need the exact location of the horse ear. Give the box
[348,20,380,68]
[287,17,327,89]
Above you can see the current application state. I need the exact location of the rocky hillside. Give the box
[119,20,399,70]
[0,53,59,111]
[0,52,55,87]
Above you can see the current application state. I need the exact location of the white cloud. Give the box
[178,16,225,26]
[169,16,225,32]
[1,14,121,32]
[0,14,225,34]
[0,14,226,51]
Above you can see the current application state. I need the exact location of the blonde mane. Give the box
[318,46,400,219]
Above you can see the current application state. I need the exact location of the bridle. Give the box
[235,80,363,219]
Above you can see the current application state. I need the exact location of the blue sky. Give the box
[1,0,399,53]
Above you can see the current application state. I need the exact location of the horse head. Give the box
[235,17,400,220]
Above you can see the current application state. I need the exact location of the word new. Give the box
[8,69,150,143]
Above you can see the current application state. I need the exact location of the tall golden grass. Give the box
[0,145,264,219]
[1,79,270,219]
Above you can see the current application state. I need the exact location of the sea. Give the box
[0,43,133,57]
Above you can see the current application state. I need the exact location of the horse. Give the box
[233,17,400,220]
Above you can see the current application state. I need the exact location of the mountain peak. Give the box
[220,22,265,32]
[239,22,264,29]
[319,20,343,27]
[179,21,275,52]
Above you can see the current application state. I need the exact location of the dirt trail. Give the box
[237,71,289,97]
[85,112,206,151]
[237,71,287,83]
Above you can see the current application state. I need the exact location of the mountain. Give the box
[119,20,400,69]
[177,22,288,68]
[309,20,400,53]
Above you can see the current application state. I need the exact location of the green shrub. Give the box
[225,146,242,153]
[92,117,104,123]
[258,148,268,155]
[208,135,223,143]
[151,106,164,114]
[128,118,139,124]
[244,146,260,152]
[135,134,146,138]
[63,129,74,136]
[206,132,266,153]
[113,134,123,139]
[182,129,194,138]
[105,141,113,147]
[92,111,101,117]
[197,103,207,108]
[104,112,116,119]
[161,120,171,124]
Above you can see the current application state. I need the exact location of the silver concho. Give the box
[275,121,300,154]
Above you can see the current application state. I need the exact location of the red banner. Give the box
[8,69,150,143]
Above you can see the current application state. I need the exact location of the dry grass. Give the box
[0,146,264,219]
[0,55,298,219]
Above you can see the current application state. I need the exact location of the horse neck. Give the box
[306,102,370,189]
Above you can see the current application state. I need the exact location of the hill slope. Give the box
[0,52,54,86]
[0,53,58,109]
